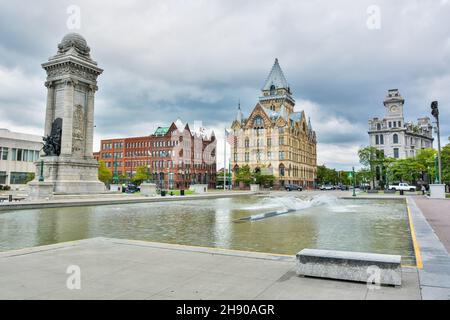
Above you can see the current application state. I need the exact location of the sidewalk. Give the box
[413,197,450,254]
[408,197,450,299]
[0,238,421,300]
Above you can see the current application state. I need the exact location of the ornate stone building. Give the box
[368,89,434,159]
[97,120,217,190]
[230,59,317,188]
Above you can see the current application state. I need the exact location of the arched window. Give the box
[270,85,276,95]
[393,134,399,144]
[377,123,381,130]
[279,164,285,177]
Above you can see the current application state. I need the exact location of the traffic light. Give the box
[431,101,439,119]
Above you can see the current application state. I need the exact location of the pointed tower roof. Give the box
[262,58,289,91]
[236,99,244,123]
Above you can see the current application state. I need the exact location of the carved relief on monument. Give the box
[46,63,98,82]
[72,104,85,156]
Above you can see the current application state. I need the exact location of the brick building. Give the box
[97,121,217,190]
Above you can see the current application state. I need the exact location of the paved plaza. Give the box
[0,238,421,300]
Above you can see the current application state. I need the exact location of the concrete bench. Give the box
[296,249,402,286]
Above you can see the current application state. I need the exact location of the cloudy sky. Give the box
[1,0,449,170]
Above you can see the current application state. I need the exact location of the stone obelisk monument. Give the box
[28,33,105,197]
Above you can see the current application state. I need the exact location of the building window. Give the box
[267,138,272,147]
[279,137,284,146]
[254,116,264,127]
[389,122,392,128]
[375,135,379,145]
[393,134,399,144]
[279,165,285,177]
[398,121,401,127]
[393,148,399,159]
[0,147,9,161]
[270,85,276,95]
[0,171,7,184]
[376,123,381,130]
[380,135,384,145]
[245,152,249,162]
[279,151,285,160]
[10,172,31,185]
[245,138,249,148]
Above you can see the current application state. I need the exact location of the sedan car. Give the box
[285,184,303,191]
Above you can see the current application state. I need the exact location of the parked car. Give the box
[125,184,140,193]
[320,184,334,190]
[337,184,349,191]
[285,184,303,191]
[388,183,416,192]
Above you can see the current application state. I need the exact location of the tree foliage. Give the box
[132,166,150,186]
[234,165,253,185]
[98,161,112,184]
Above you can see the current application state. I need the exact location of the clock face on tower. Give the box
[390,105,398,113]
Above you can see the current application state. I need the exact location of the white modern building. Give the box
[368,89,434,159]
[0,129,42,187]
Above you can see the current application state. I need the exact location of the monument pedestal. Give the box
[189,184,208,194]
[430,184,446,199]
[28,156,105,196]
[27,181,54,201]
[140,182,157,197]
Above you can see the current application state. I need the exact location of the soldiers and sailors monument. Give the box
[28,33,105,198]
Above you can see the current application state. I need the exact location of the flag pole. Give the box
[224,128,227,190]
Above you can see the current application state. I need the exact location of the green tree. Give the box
[254,170,275,187]
[234,165,253,185]
[358,146,387,188]
[132,166,150,186]
[390,158,424,184]
[98,161,112,184]
[441,143,450,184]
[316,165,339,185]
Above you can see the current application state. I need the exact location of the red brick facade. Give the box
[97,122,216,189]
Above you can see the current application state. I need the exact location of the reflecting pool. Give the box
[0,194,415,265]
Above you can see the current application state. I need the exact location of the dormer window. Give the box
[270,85,276,95]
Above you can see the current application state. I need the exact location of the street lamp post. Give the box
[38,160,44,182]
[434,154,439,184]
[431,101,442,184]
[351,167,356,197]
[113,153,119,185]
[147,150,151,183]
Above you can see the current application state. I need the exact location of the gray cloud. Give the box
[0,0,449,169]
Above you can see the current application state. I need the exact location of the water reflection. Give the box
[0,195,415,264]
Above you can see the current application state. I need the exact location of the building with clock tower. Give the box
[368,89,434,160]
